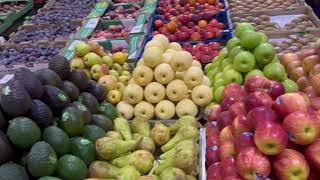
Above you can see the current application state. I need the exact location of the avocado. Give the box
[35,69,63,88]
[0,162,29,180]
[69,70,89,92]
[82,125,105,142]
[78,92,99,113]
[0,81,32,117]
[38,177,62,180]
[56,154,87,180]
[49,55,71,80]
[15,67,44,99]
[58,106,85,137]
[71,101,91,123]
[28,100,54,128]
[43,126,70,156]
[43,85,70,111]
[7,117,41,149]
[99,101,118,120]
[27,141,57,177]
[90,114,113,131]
[0,131,15,164]
[70,137,95,165]
[62,81,80,101]
[0,109,7,129]
[87,80,106,102]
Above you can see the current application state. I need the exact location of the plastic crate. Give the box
[102,2,144,21]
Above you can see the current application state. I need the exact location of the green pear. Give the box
[187,175,197,180]
[111,150,154,174]
[117,166,141,180]
[88,161,120,179]
[74,42,90,57]
[150,122,170,147]
[160,140,198,160]
[105,131,123,140]
[114,117,132,141]
[134,134,155,153]
[160,167,186,180]
[138,175,160,180]
[131,117,150,137]
[96,137,137,160]
[169,116,197,135]
[161,125,199,152]
[111,63,123,74]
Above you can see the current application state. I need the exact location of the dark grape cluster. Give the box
[55,0,97,5]
[13,24,77,44]
[31,9,90,24]
[0,45,63,66]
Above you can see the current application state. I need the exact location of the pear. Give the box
[96,137,137,160]
[159,167,186,180]
[169,115,198,135]
[117,166,141,180]
[150,122,170,146]
[111,150,154,174]
[114,117,132,141]
[105,131,123,140]
[134,134,155,153]
[159,140,198,160]
[161,125,199,152]
[138,175,160,180]
[131,117,151,136]
[186,175,197,180]
[88,161,120,179]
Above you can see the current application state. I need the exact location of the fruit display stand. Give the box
[101,3,144,21]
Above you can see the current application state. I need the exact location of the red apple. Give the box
[229,102,247,117]
[244,91,273,111]
[290,67,306,81]
[206,129,219,148]
[154,19,164,28]
[220,157,237,178]
[283,111,320,145]
[207,162,222,180]
[207,104,222,121]
[219,126,235,142]
[268,80,285,100]
[206,145,220,167]
[305,139,320,170]
[273,149,310,180]
[236,147,271,180]
[247,106,278,128]
[222,83,246,101]
[244,76,271,93]
[311,73,320,95]
[235,132,255,153]
[223,176,243,180]
[231,115,253,137]
[206,121,219,136]
[217,111,235,130]
[304,86,318,98]
[219,141,236,160]
[221,97,238,111]
[273,93,311,117]
[254,121,288,155]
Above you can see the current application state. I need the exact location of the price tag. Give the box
[130,24,143,34]
[111,40,128,48]
[85,18,99,29]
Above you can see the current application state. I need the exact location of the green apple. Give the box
[226,37,240,52]
[109,70,119,79]
[214,86,225,103]
[272,57,280,63]
[119,75,130,85]
[212,60,221,68]
[258,32,268,43]
[207,67,221,81]
[263,62,287,81]
[282,79,299,93]
[214,79,225,90]
[74,42,90,57]
[84,52,102,67]
[70,57,85,70]
[122,62,129,71]
[229,46,244,60]
[111,63,123,74]
[240,30,262,50]
[214,72,223,83]
[245,69,265,80]
[254,43,276,66]
[102,55,113,66]
[205,63,214,74]
[223,65,233,71]
[221,58,232,69]
[212,56,219,63]
[223,69,243,85]
[233,51,256,73]
[90,64,109,80]
[219,48,229,59]
[235,22,255,37]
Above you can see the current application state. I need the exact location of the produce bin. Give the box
[102,2,144,21]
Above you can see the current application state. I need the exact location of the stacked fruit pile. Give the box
[206,77,320,179]
[280,40,320,105]
[102,4,142,20]
[204,23,299,103]
[113,0,144,3]
[182,41,222,64]
[115,35,213,120]
[0,1,26,15]
[0,54,120,179]
[152,0,225,42]
[90,115,199,179]
[70,41,131,105]
[90,24,132,40]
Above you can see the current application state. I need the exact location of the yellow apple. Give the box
[107,90,122,104]
[98,75,117,91]
[116,101,134,120]
[153,34,169,49]
[184,66,204,88]
[202,76,212,86]
[162,52,174,64]
[170,51,193,72]
[90,64,109,80]
[137,58,144,66]
[176,99,198,118]
[168,42,182,51]
[154,63,175,84]
[144,82,166,104]
[191,85,213,107]
[142,46,164,68]
[132,64,153,86]
[175,71,186,80]
[70,57,85,70]
[192,61,202,68]
[123,84,144,105]
[166,80,188,102]
[134,101,155,120]
[155,100,176,120]
[145,39,166,52]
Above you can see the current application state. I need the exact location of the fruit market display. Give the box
[0,1,27,15]
[114,34,213,120]
[152,0,226,42]
[90,24,132,40]
[102,4,142,20]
